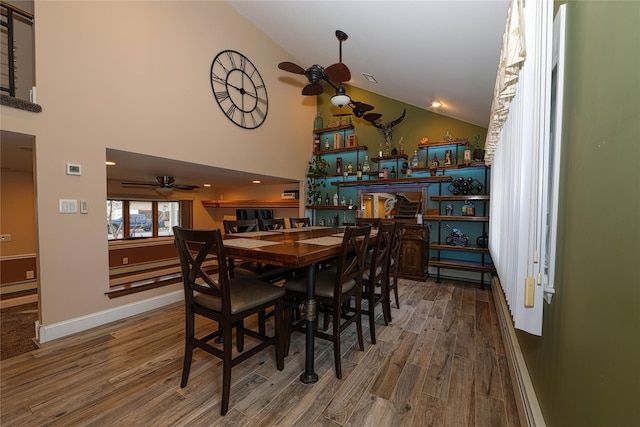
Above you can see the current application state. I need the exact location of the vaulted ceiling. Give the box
[3,1,509,189]
[229,0,509,127]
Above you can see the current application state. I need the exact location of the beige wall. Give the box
[0,1,314,327]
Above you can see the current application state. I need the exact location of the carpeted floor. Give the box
[0,302,39,360]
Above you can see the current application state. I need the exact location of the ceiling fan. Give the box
[278,30,376,118]
[121,176,199,195]
[278,30,351,96]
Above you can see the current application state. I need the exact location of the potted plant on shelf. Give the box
[472,133,485,162]
[306,155,329,205]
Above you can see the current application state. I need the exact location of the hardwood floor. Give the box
[0,278,521,426]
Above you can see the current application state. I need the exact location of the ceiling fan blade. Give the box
[170,184,199,190]
[352,101,374,112]
[302,84,324,96]
[324,62,351,82]
[363,113,382,122]
[121,181,159,187]
[278,61,306,74]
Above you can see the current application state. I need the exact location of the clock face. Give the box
[210,50,268,129]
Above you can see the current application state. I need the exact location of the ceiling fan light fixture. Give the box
[331,86,350,108]
[155,187,173,196]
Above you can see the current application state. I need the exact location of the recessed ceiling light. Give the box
[363,73,377,83]
[203,183,211,187]
[252,180,261,184]
[105,161,116,166]
[431,101,442,108]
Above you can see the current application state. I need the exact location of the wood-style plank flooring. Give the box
[0,278,521,426]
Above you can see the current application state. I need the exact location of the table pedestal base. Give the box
[300,372,319,384]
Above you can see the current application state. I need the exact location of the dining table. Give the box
[221,225,356,384]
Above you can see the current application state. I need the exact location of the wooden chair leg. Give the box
[181,311,194,388]
[367,288,377,345]
[393,275,400,308]
[332,306,342,379]
[236,320,244,352]
[221,324,234,415]
[275,299,284,370]
[258,311,266,335]
[355,298,365,352]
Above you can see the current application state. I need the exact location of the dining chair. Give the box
[222,218,287,281]
[361,221,395,344]
[283,225,371,379]
[173,226,285,416]
[386,222,404,318]
[289,217,311,228]
[259,217,286,231]
[223,218,259,234]
[355,217,381,228]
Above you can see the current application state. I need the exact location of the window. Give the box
[107,199,187,240]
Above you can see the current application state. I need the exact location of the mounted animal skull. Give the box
[371,108,406,155]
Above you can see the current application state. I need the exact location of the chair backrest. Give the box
[289,217,311,228]
[388,222,404,274]
[334,225,371,297]
[223,218,259,234]
[259,217,286,231]
[367,221,396,285]
[173,226,230,312]
[355,217,381,228]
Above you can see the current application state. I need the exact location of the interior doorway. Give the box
[0,130,39,359]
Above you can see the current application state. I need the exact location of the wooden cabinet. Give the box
[398,225,429,280]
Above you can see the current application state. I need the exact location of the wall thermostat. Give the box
[66,163,82,175]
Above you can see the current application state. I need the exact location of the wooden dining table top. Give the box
[222,226,350,268]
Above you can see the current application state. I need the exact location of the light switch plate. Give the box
[80,200,89,214]
[59,199,78,214]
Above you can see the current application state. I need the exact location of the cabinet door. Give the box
[399,226,428,280]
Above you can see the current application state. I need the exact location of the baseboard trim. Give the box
[38,291,183,344]
[0,293,38,309]
[492,276,546,426]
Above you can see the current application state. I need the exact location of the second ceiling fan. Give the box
[278,30,376,119]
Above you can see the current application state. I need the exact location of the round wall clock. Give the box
[210,50,268,129]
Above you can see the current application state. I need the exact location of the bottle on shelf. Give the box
[324,137,330,150]
[411,150,419,168]
[467,201,475,216]
[382,166,389,179]
[347,161,353,173]
[398,137,405,154]
[325,193,330,206]
[333,192,339,206]
[313,112,323,130]
[390,166,397,179]
[319,216,326,226]
[356,164,363,180]
[362,156,371,172]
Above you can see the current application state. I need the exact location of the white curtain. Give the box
[488,0,553,336]
[484,0,526,165]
